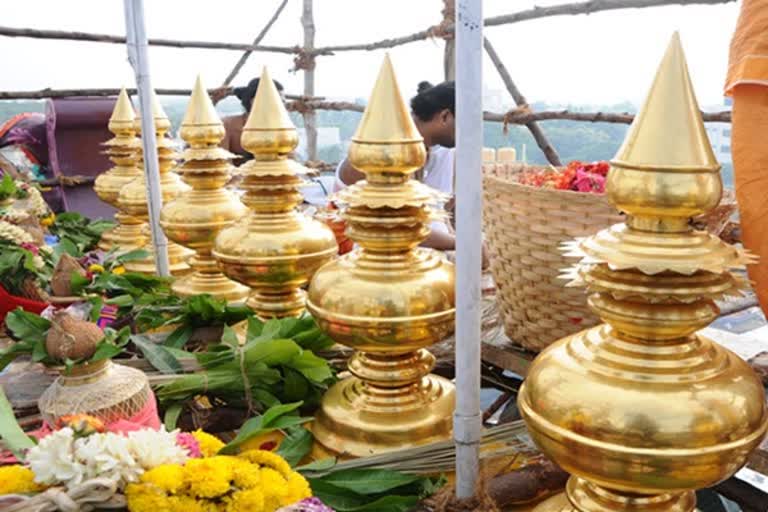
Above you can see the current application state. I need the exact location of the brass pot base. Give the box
[532,477,697,512]
[172,271,250,303]
[312,374,455,458]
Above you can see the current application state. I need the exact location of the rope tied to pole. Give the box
[501,105,534,134]
[428,0,456,40]
[292,46,316,72]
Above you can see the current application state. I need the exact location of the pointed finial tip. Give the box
[243,65,294,131]
[110,87,135,124]
[182,74,221,128]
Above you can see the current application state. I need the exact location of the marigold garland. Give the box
[0,465,45,495]
[191,429,225,457]
[126,450,311,512]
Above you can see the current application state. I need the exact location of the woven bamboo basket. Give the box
[483,162,623,352]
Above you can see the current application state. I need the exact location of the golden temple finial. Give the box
[160,75,249,302]
[181,75,221,128]
[109,87,136,128]
[353,53,422,144]
[613,32,719,173]
[520,34,767,512]
[243,67,294,132]
[213,69,337,317]
[308,55,455,457]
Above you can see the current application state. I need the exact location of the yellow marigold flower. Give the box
[125,483,172,512]
[192,429,225,457]
[285,472,312,504]
[184,456,235,499]
[259,467,290,510]
[88,263,105,273]
[170,495,217,512]
[239,449,292,478]
[112,265,126,275]
[141,464,186,494]
[224,488,265,512]
[232,458,261,489]
[40,213,55,227]
[0,466,44,495]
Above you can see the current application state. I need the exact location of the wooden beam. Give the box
[0,87,311,101]
[0,25,303,54]
[484,37,562,167]
[221,0,290,87]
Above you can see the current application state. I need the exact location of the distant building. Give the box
[705,97,732,165]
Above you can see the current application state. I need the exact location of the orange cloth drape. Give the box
[727,0,768,315]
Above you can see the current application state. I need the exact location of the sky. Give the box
[0,0,739,108]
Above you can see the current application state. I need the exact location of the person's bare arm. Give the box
[338,158,366,186]
[423,229,455,251]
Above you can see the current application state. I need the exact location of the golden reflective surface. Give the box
[95,88,144,251]
[212,68,336,317]
[522,34,768,512]
[308,55,455,456]
[119,94,193,276]
[160,76,249,302]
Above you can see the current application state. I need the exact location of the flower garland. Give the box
[25,427,190,491]
[517,161,610,193]
[0,220,34,245]
[125,450,312,512]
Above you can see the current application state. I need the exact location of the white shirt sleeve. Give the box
[333,160,346,193]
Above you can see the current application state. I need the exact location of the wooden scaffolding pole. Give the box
[484,37,562,166]
[301,0,318,161]
[441,0,456,81]
[221,0,290,87]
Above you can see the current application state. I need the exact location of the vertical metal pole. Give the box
[123,0,170,276]
[454,0,483,500]
[301,0,318,161]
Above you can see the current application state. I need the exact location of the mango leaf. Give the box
[246,316,264,339]
[307,480,366,511]
[164,324,195,349]
[52,237,80,260]
[106,294,134,307]
[297,457,337,474]
[90,342,123,362]
[0,387,35,457]
[131,334,182,374]
[114,248,150,264]
[287,350,334,383]
[343,495,419,512]
[87,296,104,322]
[243,338,301,367]
[319,469,422,495]
[70,271,91,295]
[5,309,50,344]
[276,426,313,467]
[31,339,48,362]
[219,401,305,454]
[282,367,310,401]
[220,324,239,349]
[163,403,183,430]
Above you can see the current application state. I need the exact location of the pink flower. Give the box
[176,432,202,458]
[20,242,39,255]
[573,169,606,194]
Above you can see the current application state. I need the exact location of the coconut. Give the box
[51,253,87,297]
[45,312,103,361]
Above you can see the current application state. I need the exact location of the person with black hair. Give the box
[335,80,487,265]
[220,77,285,161]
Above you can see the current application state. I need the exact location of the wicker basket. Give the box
[483,163,623,352]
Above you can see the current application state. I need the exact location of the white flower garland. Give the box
[26,427,189,491]
[26,186,50,217]
[0,220,34,245]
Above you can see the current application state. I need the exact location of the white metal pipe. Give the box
[453,0,483,500]
[123,0,170,276]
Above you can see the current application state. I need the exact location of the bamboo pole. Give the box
[301,0,318,161]
[0,25,302,54]
[441,0,456,81]
[0,87,732,125]
[123,0,170,277]
[0,88,312,101]
[221,0,290,87]
[454,0,483,499]
[484,37,562,166]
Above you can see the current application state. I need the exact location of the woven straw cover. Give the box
[483,163,623,352]
[38,360,151,426]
